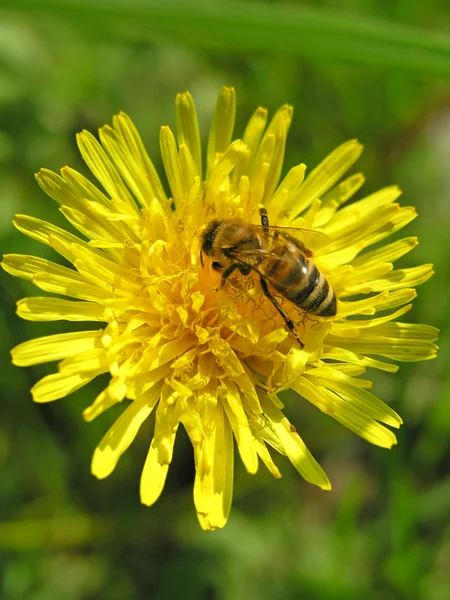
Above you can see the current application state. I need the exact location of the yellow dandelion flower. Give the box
[2,87,438,530]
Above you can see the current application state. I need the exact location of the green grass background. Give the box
[0,1,449,599]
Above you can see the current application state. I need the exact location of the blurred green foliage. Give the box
[0,1,449,599]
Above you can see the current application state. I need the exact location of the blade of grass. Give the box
[3,0,450,78]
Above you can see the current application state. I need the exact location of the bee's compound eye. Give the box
[202,220,221,255]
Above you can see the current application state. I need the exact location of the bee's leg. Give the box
[220,263,251,287]
[259,276,305,348]
[212,261,224,272]
[200,251,204,268]
[255,381,274,393]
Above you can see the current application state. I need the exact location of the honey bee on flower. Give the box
[2,86,438,530]
[200,207,337,348]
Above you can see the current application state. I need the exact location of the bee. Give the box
[200,208,336,347]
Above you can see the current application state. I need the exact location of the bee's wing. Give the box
[229,248,305,277]
[252,224,329,252]
[229,248,283,260]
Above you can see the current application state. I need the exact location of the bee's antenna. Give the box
[259,206,269,227]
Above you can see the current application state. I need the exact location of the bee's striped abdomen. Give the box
[266,253,337,317]
[299,268,336,316]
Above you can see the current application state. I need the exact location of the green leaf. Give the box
[3,0,450,78]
